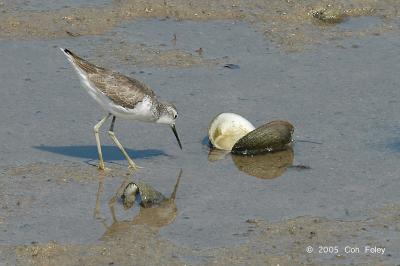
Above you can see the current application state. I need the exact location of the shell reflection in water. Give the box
[231,148,294,179]
[207,148,230,162]
[208,113,255,151]
[101,170,182,239]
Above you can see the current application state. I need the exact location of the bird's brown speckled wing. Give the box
[65,49,156,109]
[88,70,156,109]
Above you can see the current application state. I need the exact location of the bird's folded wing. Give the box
[88,71,156,109]
[66,49,156,109]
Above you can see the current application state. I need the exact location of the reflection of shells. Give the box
[132,201,177,227]
[208,113,255,151]
[232,121,294,155]
[232,148,294,179]
[208,148,230,162]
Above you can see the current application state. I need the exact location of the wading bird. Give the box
[61,48,182,170]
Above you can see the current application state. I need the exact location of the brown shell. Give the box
[231,120,294,155]
[231,148,294,179]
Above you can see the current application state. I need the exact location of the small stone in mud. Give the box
[290,165,311,170]
[224,64,240,69]
[195,47,203,55]
[65,30,80,37]
[311,6,346,24]
[171,34,177,46]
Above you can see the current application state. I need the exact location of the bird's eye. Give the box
[174,114,178,119]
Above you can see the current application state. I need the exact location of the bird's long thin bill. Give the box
[171,124,182,150]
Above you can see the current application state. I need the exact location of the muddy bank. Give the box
[1,19,400,251]
[1,4,400,263]
[5,210,400,264]
[0,163,399,265]
[0,0,399,50]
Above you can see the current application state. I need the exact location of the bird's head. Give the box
[156,102,182,149]
[157,102,178,125]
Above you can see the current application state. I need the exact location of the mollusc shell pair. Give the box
[208,113,294,155]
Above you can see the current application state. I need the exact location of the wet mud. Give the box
[1,1,400,264]
[0,0,399,51]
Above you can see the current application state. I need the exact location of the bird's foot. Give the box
[98,162,111,171]
[127,160,142,171]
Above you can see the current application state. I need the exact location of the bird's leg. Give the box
[108,116,140,171]
[94,113,111,170]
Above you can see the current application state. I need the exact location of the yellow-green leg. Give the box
[108,116,140,171]
[94,113,111,170]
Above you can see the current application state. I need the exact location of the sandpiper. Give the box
[60,48,182,171]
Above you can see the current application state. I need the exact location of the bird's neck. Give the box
[152,101,165,120]
[154,102,174,124]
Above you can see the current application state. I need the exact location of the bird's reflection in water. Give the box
[231,148,293,179]
[95,170,182,239]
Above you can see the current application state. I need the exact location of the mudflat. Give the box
[1,0,400,265]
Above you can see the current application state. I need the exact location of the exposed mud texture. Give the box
[1,1,400,264]
[0,163,399,265]
[1,0,399,51]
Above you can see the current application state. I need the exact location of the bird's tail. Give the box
[59,47,75,63]
[59,47,100,74]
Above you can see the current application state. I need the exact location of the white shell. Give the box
[208,113,255,151]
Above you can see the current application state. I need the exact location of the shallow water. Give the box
[0,0,111,11]
[0,13,400,265]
